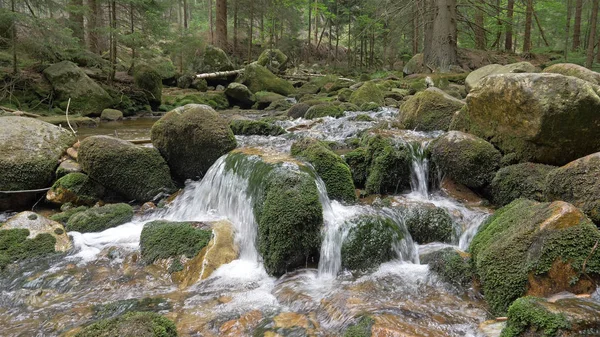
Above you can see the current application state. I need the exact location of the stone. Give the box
[55,159,81,178]
[195,45,234,73]
[100,108,124,121]
[287,103,310,119]
[349,81,384,107]
[3,211,72,252]
[224,83,256,108]
[543,63,600,85]
[229,119,286,136]
[46,172,105,206]
[239,63,295,96]
[399,87,465,131]
[305,103,344,119]
[134,66,163,110]
[257,49,289,72]
[490,162,556,207]
[66,203,134,233]
[465,62,539,92]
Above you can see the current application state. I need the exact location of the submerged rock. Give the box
[79,135,175,201]
[470,199,600,315]
[431,131,501,190]
[3,211,71,252]
[46,172,105,206]
[151,104,237,181]
[291,139,356,203]
[229,119,286,136]
[73,311,177,337]
[66,203,134,233]
[546,152,600,224]
[490,162,555,207]
[461,73,600,165]
[427,247,472,290]
[0,117,75,211]
[399,87,465,131]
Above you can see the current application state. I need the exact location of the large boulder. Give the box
[543,63,600,85]
[403,53,429,76]
[3,211,72,252]
[431,131,501,189]
[43,61,112,116]
[291,139,356,203]
[239,63,295,96]
[427,247,472,290]
[469,199,600,315]
[224,83,256,108]
[462,73,600,166]
[134,66,163,110]
[151,104,237,180]
[66,203,134,233]
[546,152,600,224]
[403,204,456,244]
[287,103,310,119]
[349,81,384,107]
[490,163,555,207]
[195,45,234,73]
[46,172,105,206]
[257,49,289,72]
[78,136,175,201]
[465,62,538,92]
[304,103,344,119]
[399,87,465,131]
[100,108,123,121]
[0,117,75,211]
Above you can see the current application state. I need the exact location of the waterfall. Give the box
[408,141,430,199]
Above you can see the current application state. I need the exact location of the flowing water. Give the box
[0,107,498,336]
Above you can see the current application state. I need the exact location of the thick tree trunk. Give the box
[11,0,16,74]
[423,0,457,72]
[412,1,420,55]
[308,2,312,60]
[68,0,85,44]
[422,0,434,59]
[109,0,117,82]
[523,0,533,54]
[88,0,100,53]
[573,0,583,51]
[505,0,514,51]
[586,0,599,68]
[208,0,214,44]
[233,0,238,54]
[216,0,227,50]
[474,2,485,50]
[247,0,253,63]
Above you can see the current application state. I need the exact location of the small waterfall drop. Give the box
[408,141,431,199]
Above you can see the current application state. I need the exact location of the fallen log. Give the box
[195,69,243,79]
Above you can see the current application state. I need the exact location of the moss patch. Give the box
[66,203,134,233]
[48,172,105,206]
[500,297,570,337]
[239,63,295,96]
[491,163,555,207]
[404,206,455,244]
[343,316,374,337]
[74,311,177,337]
[140,220,212,265]
[134,66,163,110]
[0,228,56,270]
[229,119,286,136]
[49,205,88,224]
[428,248,472,290]
[349,81,384,107]
[399,87,465,131]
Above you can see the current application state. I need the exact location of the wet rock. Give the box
[546,152,600,224]
[470,199,600,315]
[349,81,384,107]
[287,103,310,119]
[440,177,484,206]
[220,310,263,336]
[338,88,353,102]
[465,62,538,92]
[0,117,75,211]
[239,63,295,96]
[3,211,72,252]
[254,91,286,109]
[56,159,82,178]
[134,66,163,110]
[305,103,344,119]
[343,316,374,337]
[404,204,456,244]
[151,104,237,181]
[490,163,555,207]
[224,83,256,108]
[46,173,105,206]
[176,73,194,89]
[43,61,112,116]
[230,119,286,136]
[79,135,175,201]
[291,139,356,203]
[431,131,501,190]
[399,87,465,131]
[49,205,88,224]
[427,247,472,290]
[461,73,600,165]
[66,203,134,233]
[72,311,177,337]
[543,63,600,85]
[257,49,289,72]
[100,108,124,121]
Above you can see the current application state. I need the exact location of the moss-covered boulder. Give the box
[195,45,234,73]
[349,81,384,107]
[162,90,229,110]
[500,296,600,337]
[404,204,456,244]
[402,53,428,76]
[399,87,465,131]
[305,103,344,119]
[3,211,72,252]
[66,203,134,233]
[253,91,285,109]
[50,205,88,224]
[46,172,105,206]
[465,62,538,92]
[427,247,472,290]
[239,63,295,96]
[431,131,501,189]
[291,139,356,203]
[56,159,82,179]
[43,61,112,116]
[100,109,123,121]
[257,48,289,72]
[338,88,353,102]
[287,103,310,119]
[341,215,403,271]
[469,199,600,315]
[224,151,323,276]
[74,311,177,337]
[224,83,256,108]
[0,117,75,211]
[546,152,600,224]
[79,136,175,201]
[134,66,163,110]
[543,63,600,85]
[151,104,237,180]
[463,73,600,166]
[0,228,57,270]
[490,163,555,207]
[229,119,286,136]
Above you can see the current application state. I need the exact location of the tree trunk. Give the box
[208,0,214,44]
[565,0,572,61]
[505,0,514,51]
[109,0,117,82]
[523,0,533,54]
[314,0,318,45]
[68,0,85,44]
[130,2,135,72]
[247,0,253,63]
[216,0,227,50]
[474,2,486,50]
[233,0,238,55]
[573,0,583,51]
[88,0,100,53]
[11,0,16,74]
[423,0,457,71]
[412,1,420,55]
[308,1,312,61]
[183,0,188,29]
[586,0,599,68]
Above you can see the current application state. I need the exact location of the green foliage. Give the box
[66,203,134,233]
[343,316,375,337]
[500,297,570,337]
[74,311,177,337]
[0,228,56,270]
[229,119,286,136]
[140,221,212,265]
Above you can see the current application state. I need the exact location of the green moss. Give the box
[230,120,286,136]
[349,82,384,106]
[399,88,465,132]
[240,64,295,96]
[491,163,555,207]
[469,199,600,315]
[364,136,411,195]
[338,88,353,102]
[343,316,374,337]
[291,139,356,203]
[140,221,212,265]
[49,173,105,206]
[341,215,403,271]
[162,91,230,110]
[49,206,88,224]
[93,297,171,320]
[405,206,455,244]
[66,203,134,233]
[0,229,56,270]
[134,66,163,110]
[354,114,374,122]
[360,102,380,111]
[257,49,288,71]
[266,99,292,111]
[500,297,570,337]
[344,147,370,187]
[74,311,177,337]
[196,45,234,73]
[428,248,472,289]
[305,103,344,119]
